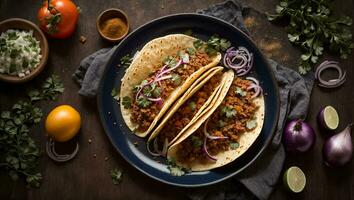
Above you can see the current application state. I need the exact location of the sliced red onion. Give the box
[181,53,189,63]
[223,46,253,76]
[315,60,346,88]
[203,118,228,140]
[246,77,262,98]
[157,59,183,78]
[154,75,172,83]
[146,139,161,157]
[246,77,259,85]
[203,136,217,161]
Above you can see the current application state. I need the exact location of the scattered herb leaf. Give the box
[235,87,247,96]
[230,142,239,150]
[193,39,204,50]
[246,118,257,130]
[191,136,202,148]
[110,168,122,185]
[163,56,177,68]
[120,54,132,68]
[167,158,189,176]
[221,106,237,119]
[171,73,181,86]
[122,96,132,109]
[188,101,196,111]
[183,29,193,36]
[137,96,151,108]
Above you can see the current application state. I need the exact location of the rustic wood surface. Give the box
[0,0,353,199]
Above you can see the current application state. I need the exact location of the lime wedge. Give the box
[323,106,339,130]
[283,166,306,193]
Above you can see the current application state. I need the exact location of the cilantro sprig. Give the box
[0,75,64,187]
[110,168,123,185]
[221,106,237,119]
[268,0,353,74]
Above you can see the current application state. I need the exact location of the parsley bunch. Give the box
[268,0,353,74]
[0,75,64,187]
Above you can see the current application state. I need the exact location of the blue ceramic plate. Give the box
[97,14,279,187]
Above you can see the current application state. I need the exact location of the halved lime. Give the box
[322,106,339,130]
[283,166,306,193]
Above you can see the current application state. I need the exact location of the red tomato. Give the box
[38,0,79,39]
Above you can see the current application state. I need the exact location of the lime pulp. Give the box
[283,166,306,193]
[323,106,339,130]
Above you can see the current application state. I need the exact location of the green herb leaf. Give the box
[234,87,246,96]
[191,136,202,148]
[230,142,239,150]
[137,96,151,108]
[167,158,189,176]
[221,106,237,119]
[120,54,132,68]
[110,168,123,185]
[187,47,196,55]
[193,39,204,50]
[218,120,226,128]
[188,101,196,111]
[171,73,181,86]
[246,118,257,130]
[111,88,120,101]
[163,56,177,68]
[122,96,132,109]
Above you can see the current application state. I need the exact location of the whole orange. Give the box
[45,105,81,142]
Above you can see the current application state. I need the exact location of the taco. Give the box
[120,34,221,137]
[147,68,234,156]
[167,76,265,171]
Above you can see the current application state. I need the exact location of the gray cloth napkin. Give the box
[72,1,314,199]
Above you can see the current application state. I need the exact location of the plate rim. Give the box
[97,13,280,187]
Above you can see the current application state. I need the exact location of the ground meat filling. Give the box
[177,77,259,163]
[157,73,222,145]
[130,51,212,132]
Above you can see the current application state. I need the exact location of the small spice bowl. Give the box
[0,18,49,83]
[97,9,129,42]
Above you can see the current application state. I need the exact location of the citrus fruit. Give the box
[45,105,81,142]
[283,166,306,193]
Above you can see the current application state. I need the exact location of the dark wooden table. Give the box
[1,0,353,199]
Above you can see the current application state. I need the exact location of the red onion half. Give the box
[323,124,353,167]
[283,119,316,153]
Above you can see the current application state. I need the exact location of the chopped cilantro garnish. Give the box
[137,96,151,108]
[111,88,120,101]
[230,142,239,150]
[110,168,122,185]
[221,106,237,119]
[235,87,247,96]
[191,136,202,148]
[188,101,196,111]
[167,158,189,176]
[120,54,132,68]
[171,73,181,86]
[246,118,257,130]
[187,47,196,55]
[205,35,231,56]
[152,86,162,98]
[193,39,204,50]
[163,56,177,68]
[218,120,227,128]
[122,96,132,109]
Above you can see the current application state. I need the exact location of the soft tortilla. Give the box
[120,34,221,137]
[148,67,231,146]
[167,79,265,171]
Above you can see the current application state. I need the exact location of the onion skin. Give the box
[323,124,353,167]
[283,120,316,153]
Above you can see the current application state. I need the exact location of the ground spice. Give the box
[100,17,127,39]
